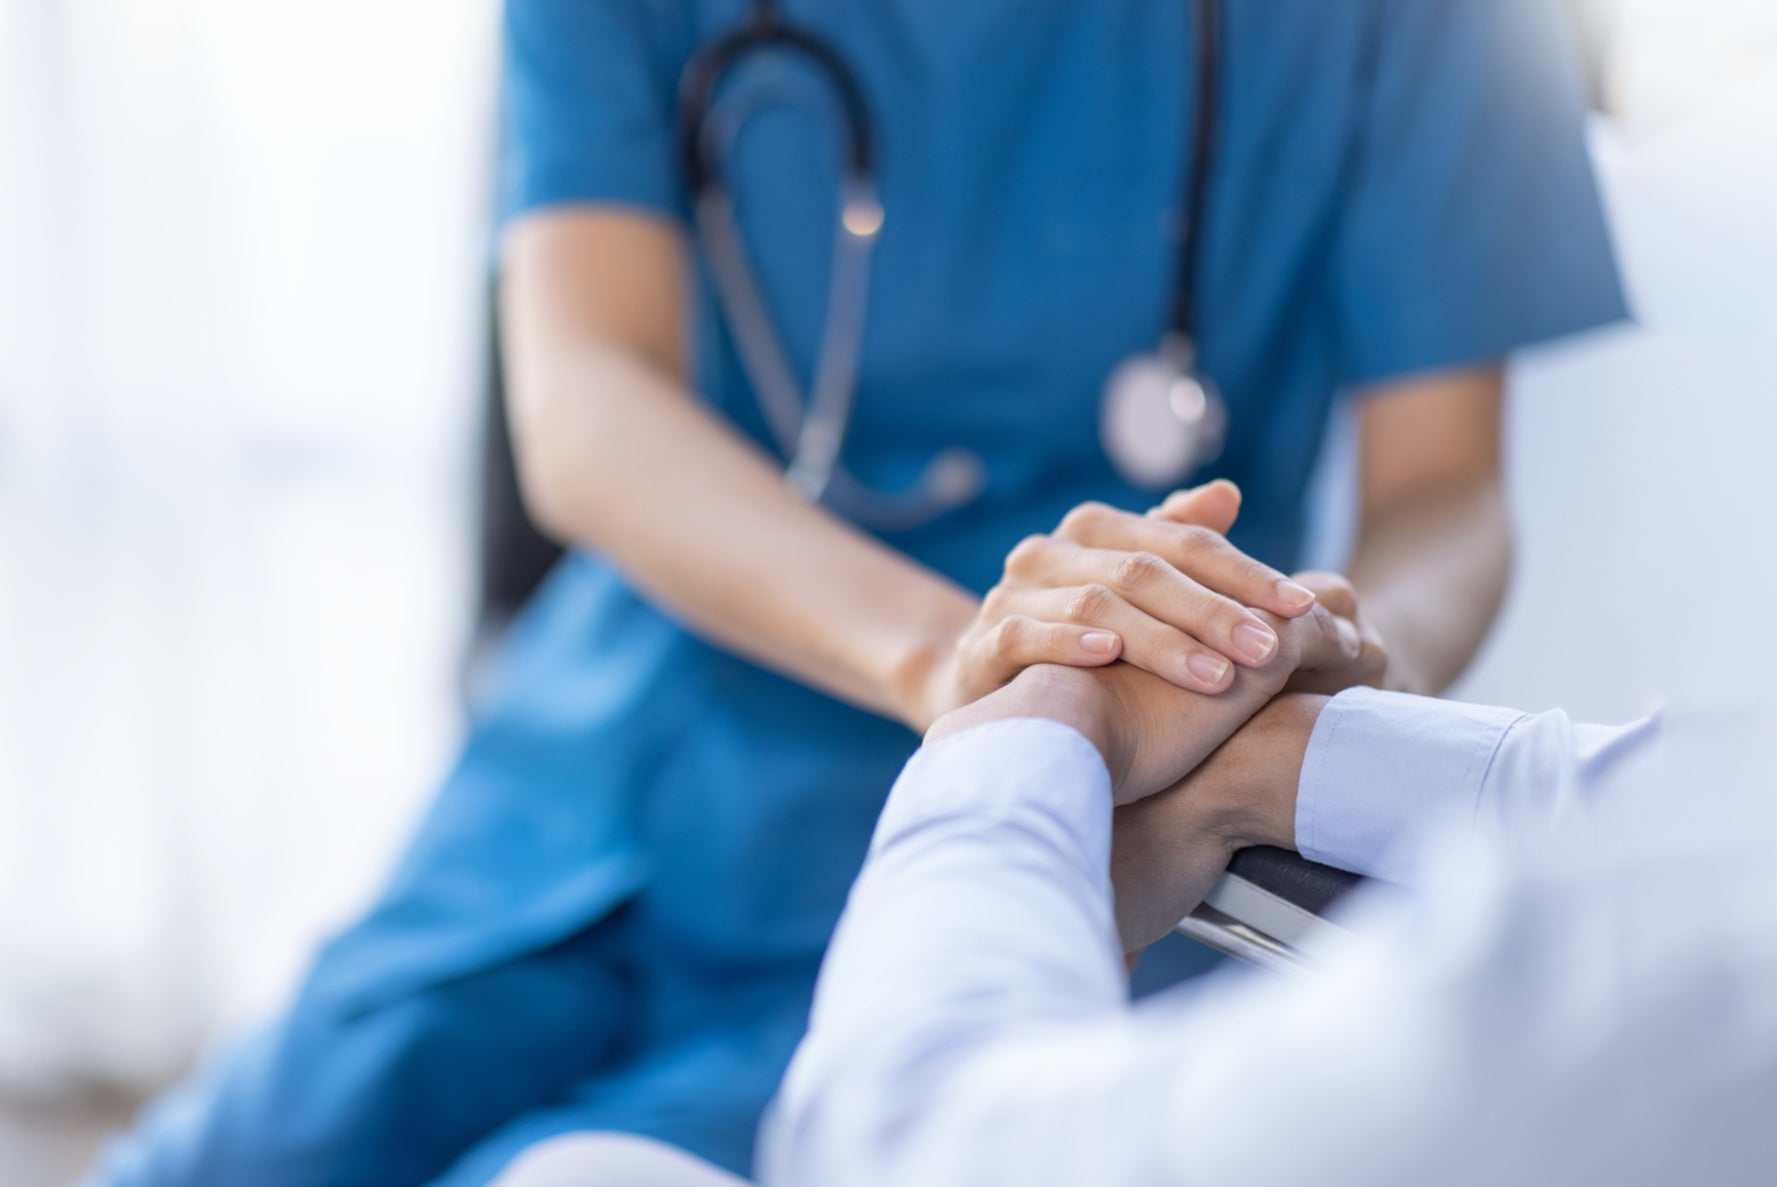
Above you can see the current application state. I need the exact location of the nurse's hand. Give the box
[923,481,1319,722]
[928,595,1361,807]
[1139,501,1391,696]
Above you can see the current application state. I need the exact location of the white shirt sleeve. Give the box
[759,700,1770,1187]
[760,718,1143,1187]
[1295,687,1659,883]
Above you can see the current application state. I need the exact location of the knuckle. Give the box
[1242,556,1287,588]
[993,615,1031,654]
[1064,583,1116,624]
[1364,639,1388,674]
[1059,501,1112,538]
[1309,611,1336,653]
[1005,534,1049,577]
[1171,523,1219,552]
[1109,551,1166,594]
[1212,598,1259,636]
[1269,614,1312,665]
[1183,585,1241,634]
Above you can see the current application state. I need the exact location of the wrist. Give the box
[1201,693,1328,850]
[882,594,978,731]
[924,665,1123,784]
[885,630,949,731]
[1008,665,1124,778]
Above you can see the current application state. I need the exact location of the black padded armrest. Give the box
[1175,847,1371,973]
[1225,846,1365,917]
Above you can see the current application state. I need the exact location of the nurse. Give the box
[90,1,1625,1185]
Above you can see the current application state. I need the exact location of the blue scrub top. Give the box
[314,0,1626,1011]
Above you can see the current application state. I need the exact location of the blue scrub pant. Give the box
[87,907,815,1187]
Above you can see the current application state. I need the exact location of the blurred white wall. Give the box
[0,0,496,1097]
[1453,14,1777,720]
[1607,0,1777,131]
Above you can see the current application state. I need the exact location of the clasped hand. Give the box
[912,480,1385,728]
[926,484,1386,954]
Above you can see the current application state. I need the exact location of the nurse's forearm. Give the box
[533,349,976,723]
[1347,366,1509,696]
[1347,478,1510,695]
[502,213,975,726]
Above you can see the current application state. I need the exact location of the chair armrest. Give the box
[1174,846,1369,976]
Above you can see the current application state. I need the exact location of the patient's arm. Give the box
[1288,688,1657,880]
[1109,693,1324,952]
[1109,688,1659,950]
[922,605,1358,955]
[761,685,1689,1187]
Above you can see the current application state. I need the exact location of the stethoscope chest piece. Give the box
[1099,334,1227,490]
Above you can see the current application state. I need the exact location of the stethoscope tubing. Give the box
[693,66,879,508]
[676,3,875,204]
[679,0,1222,522]
[1175,0,1220,342]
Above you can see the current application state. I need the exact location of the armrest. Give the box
[1226,846,1365,915]
[1174,847,1369,976]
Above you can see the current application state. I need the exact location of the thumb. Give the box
[1148,479,1242,534]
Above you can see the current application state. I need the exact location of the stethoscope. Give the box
[678,0,1227,528]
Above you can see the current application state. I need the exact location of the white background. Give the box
[0,0,498,1097]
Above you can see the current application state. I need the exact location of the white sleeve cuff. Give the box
[875,718,1114,870]
[1296,688,1524,883]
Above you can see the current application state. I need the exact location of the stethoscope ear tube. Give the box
[692,68,875,506]
[785,173,876,503]
[677,10,875,207]
[681,3,983,529]
[700,167,982,528]
[1173,0,1220,345]
[695,187,808,463]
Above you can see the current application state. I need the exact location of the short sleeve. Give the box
[499,0,689,225]
[1332,0,1630,386]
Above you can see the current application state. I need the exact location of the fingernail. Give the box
[1232,622,1278,663]
[1276,580,1317,611]
[1186,652,1231,686]
[1081,631,1119,655]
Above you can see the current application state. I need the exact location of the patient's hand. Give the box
[1109,694,1326,952]
[1093,602,1355,806]
[1280,572,1389,695]
[927,607,1353,954]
